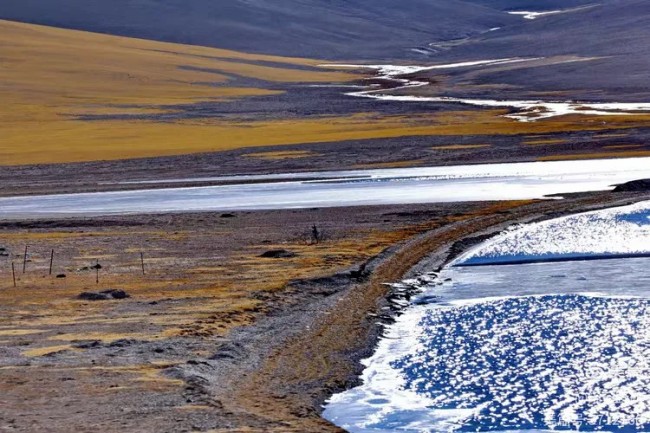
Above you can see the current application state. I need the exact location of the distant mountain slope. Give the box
[2,0,647,100]
[0,0,516,59]
[464,0,596,11]
[431,0,650,100]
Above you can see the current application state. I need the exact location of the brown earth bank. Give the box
[1,191,650,432]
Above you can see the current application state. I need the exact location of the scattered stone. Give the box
[105,289,129,299]
[77,292,110,301]
[350,263,368,280]
[613,179,650,192]
[72,340,102,349]
[186,359,211,366]
[413,295,441,306]
[220,213,236,218]
[210,341,246,360]
[56,273,66,279]
[259,249,297,259]
[108,338,137,348]
[77,289,130,301]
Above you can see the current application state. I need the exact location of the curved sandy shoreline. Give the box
[201,190,650,432]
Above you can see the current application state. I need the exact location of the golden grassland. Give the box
[0,219,435,349]
[7,106,650,165]
[523,138,568,146]
[4,20,650,165]
[603,144,643,149]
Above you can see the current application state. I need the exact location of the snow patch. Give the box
[455,200,650,266]
[326,57,650,121]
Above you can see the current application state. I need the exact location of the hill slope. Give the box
[0,0,516,59]
[429,0,650,100]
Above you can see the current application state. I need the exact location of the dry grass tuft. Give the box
[523,138,567,146]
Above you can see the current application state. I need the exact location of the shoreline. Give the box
[1,192,649,432]
[208,190,650,432]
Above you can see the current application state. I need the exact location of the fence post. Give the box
[22,245,28,273]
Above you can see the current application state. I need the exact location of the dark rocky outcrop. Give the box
[613,179,650,192]
[259,249,297,259]
[77,289,130,301]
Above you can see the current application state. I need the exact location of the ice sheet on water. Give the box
[324,216,650,433]
[394,295,650,432]
[455,200,650,266]
[324,292,650,432]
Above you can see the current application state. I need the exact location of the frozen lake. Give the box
[324,201,650,433]
[1,157,650,219]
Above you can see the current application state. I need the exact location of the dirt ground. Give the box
[0,202,493,432]
[2,191,649,432]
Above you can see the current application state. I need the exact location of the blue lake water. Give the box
[324,203,650,433]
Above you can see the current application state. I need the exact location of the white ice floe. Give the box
[507,10,564,20]
[351,94,650,122]
[455,200,650,266]
[324,58,534,77]
[507,5,595,20]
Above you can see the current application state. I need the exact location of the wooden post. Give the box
[49,249,54,276]
[12,262,16,287]
[140,252,145,275]
[22,245,28,273]
[95,259,99,284]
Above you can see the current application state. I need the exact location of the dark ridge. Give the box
[613,179,650,192]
